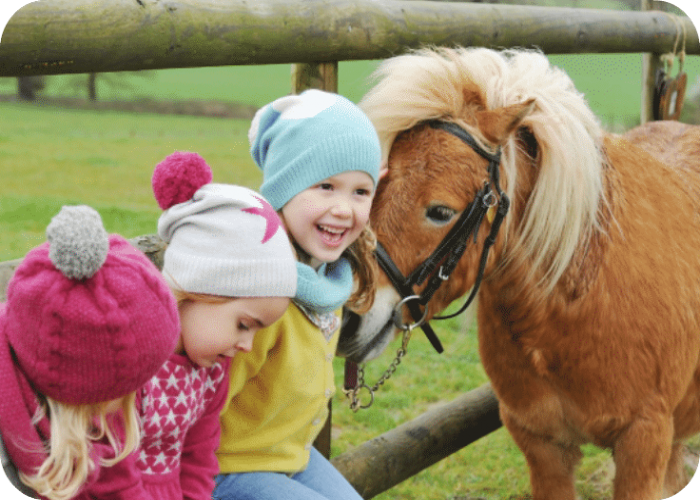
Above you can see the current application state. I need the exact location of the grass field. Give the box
[0,102,261,260]
[2,29,700,499]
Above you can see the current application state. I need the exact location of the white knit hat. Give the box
[152,152,297,298]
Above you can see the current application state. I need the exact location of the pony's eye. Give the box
[426,205,456,225]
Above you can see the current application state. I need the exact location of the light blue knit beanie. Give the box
[249,89,381,210]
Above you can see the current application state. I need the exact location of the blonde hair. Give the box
[343,226,377,314]
[170,287,232,308]
[19,393,139,500]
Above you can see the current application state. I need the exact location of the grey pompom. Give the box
[46,205,109,280]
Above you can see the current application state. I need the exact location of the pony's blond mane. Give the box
[359,47,606,289]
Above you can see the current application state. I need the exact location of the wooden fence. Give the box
[1,0,697,122]
[1,0,698,76]
[1,1,699,497]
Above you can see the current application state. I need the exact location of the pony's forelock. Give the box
[360,47,606,290]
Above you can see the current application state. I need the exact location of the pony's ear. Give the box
[476,98,536,145]
[379,160,389,180]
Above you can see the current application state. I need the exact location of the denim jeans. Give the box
[212,448,363,500]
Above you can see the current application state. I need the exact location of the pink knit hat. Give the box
[1,205,180,405]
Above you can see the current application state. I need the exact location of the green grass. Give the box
[0,60,380,108]
[0,102,261,260]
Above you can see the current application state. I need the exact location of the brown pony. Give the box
[338,47,700,500]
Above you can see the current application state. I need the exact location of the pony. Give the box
[338,47,700,500]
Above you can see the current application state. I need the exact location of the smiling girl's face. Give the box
[281,171,374,269]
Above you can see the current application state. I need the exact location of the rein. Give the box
[344,120,510,411]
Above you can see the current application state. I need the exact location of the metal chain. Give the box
[344,326,414,412]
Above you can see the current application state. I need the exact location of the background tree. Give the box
[17,76,45,101]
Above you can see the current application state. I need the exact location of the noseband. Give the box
[375,120,510,353]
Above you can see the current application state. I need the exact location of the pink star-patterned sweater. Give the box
[109,353,231,500]
[1,331,229,500]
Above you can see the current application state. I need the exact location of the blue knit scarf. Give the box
[294,258,353,314]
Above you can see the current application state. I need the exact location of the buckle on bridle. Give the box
[483,190,498,208]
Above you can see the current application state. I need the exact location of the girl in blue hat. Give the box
[214,89,381,500]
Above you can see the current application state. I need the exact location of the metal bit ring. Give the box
[392,295,429,330]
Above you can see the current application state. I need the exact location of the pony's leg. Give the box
[611,413,673,500]
[501,409,581,500]
[661,442,690,499]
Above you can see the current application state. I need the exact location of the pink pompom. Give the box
[152,152,213,210]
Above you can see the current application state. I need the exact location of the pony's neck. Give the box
[480,149,616,331]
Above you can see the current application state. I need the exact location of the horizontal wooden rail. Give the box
[331,383,502,499]
[0,0,698,77]
[0,235,167,301]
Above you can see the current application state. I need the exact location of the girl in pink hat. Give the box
[0,205,181,500]
[1,151,297,500]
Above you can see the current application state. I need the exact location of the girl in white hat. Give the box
[107,151,297,500]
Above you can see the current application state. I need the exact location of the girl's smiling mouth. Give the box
[317,224,348,246]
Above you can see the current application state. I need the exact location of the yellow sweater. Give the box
[216,303,339,474]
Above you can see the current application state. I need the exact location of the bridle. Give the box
[377,120,510,350]
[344,120,510,410]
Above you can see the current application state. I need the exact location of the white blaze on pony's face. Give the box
[338,287,402,361]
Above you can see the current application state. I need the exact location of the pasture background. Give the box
[3,53,700,264]
[2,1,700,497]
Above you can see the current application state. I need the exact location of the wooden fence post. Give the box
[290,61,339,460]
[641,0,662,124]
[291,62,339,94]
